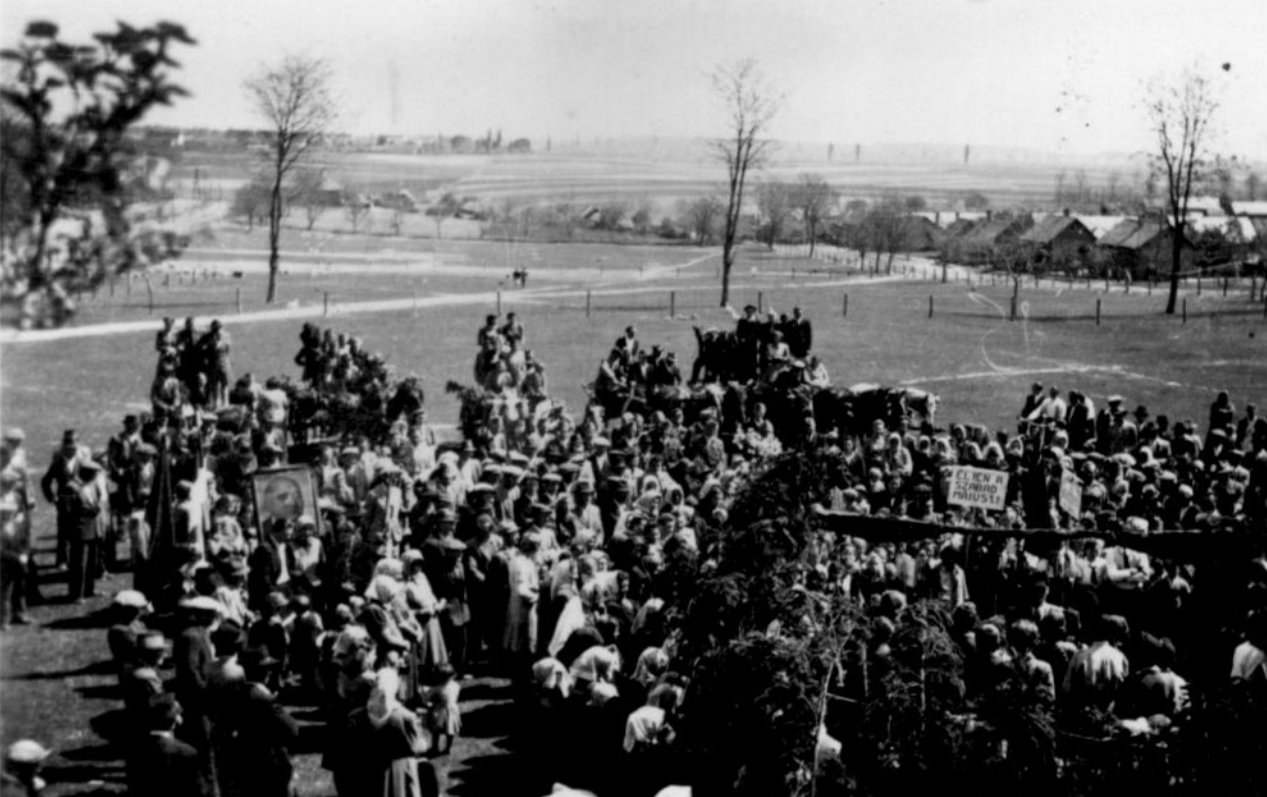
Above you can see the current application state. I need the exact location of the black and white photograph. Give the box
[1,0,1266,795]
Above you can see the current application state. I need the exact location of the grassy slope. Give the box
[2,245,1264,796]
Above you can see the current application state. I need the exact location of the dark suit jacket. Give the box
[127,732,211,797]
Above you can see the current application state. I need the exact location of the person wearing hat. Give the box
[1095,396,1127,457]
[3,740,51,796]
[121,631,170,718]
[40,429,88,569]
[171,596,221,788]
[503,531,541,678]
[107,590,153,670]
[126,694,211,797]
[566,479,604,549]
[58,457,106,603]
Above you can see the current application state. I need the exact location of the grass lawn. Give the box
[2,240,1265,796]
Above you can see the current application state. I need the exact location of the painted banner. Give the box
[946,466,1009,511]
[1059,469,1082,517]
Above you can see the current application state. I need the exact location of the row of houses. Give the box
[874,207,1264,278]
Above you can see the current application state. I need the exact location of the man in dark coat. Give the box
[172,597,220,792]
[128,694,212,797]
[41,429,85,568]
[784,306,813,359]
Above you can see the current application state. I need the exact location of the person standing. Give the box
[200,321,232,410]
[367,668,438,797]
[64,459,105,602]
[127,694,213,797]
[0,471,33,628]
[502,533,540,678]
[41,430,87,568]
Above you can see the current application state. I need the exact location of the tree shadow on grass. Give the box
[41,607,117,631]
[76,682,122,701]
[456,700,522,741]
[43,745,127,790]
[446,751,546,797]
[6,658,116,681]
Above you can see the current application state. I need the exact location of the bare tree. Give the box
[293,168,328,230]
[244,54,337,303]
[343,197,369,233]
[681,196,724,246]
[755,182,792,250]
[792,173,835,257]
[1146,65,1219,314]
[710,58,780,306]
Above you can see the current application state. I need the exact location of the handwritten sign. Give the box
[947,466,1009,511]
[1059,469,1082,517]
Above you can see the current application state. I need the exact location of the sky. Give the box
[3,0,1267,159]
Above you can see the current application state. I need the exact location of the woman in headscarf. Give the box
[366,668,438,797]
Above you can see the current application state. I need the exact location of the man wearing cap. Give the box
[172,596,221,788]
[1096,396,1126,456]
[60,457,106,602]
[0,467,34,627]
[2,740,51,796]
[121,632,169,717]
[151,358,186,426]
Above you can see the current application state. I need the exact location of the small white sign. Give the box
[947,466,1009,511]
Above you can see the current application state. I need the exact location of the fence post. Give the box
[1012,279,1020,321]
[1124,275,1130,295]
[757,291,763,313]
[236,288,242,315]
[1223,277,1228,297]
[147,280,155,314]
[1182,298,1187,324]
[942,263,948,283]
[842,293,848,318]
[496,290,501,316]
[929,295,934,319]
[1197,275,1202,296]
[586,290,592,318]
[670,291,675,319]
[1096,298,1101,326]
[323,292,329,317]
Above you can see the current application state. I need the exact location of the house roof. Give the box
[1231,201,1267,217]
[1184,196,1225,216]
[914,210,987,229]
[1098,218,1190,250]
[962,217,1024,246]
[1187,215,1258,242]
[1070,215,1128,239]
[1019,215,1092,245]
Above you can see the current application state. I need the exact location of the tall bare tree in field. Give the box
[244,55,336,303]
[711,59,780,306]
[1146,66,1219,315]
[792,173,835,257]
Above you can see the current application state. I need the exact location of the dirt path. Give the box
[0,260,899,345]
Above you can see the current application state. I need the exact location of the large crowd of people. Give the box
[0,306,1265,797]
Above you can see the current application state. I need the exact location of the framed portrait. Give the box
[252,466,321,536]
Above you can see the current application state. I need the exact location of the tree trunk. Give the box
[1165,231,1182,314]
[808,223,817,257]
[266,181,283,304]
[720,250,733,306]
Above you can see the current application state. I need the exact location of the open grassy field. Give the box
[2,236,1264,796]
[167,147,1129,215]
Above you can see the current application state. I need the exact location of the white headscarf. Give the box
[367,667,401,728]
